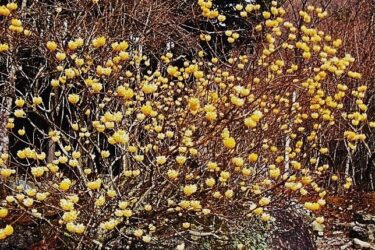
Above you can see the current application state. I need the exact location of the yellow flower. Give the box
[3,225,14,236]
[31,166,46,177]
[319,148,329,154]
[36,192,49,201]
[18,129,25,136]
[207,161,218,171]
[253,207,263,215]
[23,198,34,207]
[182,222,190,229]
[25,188,36,197]
[242,167,252,176]
[259,197,270,206]
[68,40,79,50]
[225,189,234,199]
[60,199,74,211]
[142,235,152,243]
[10,18,22,27]
[101,150,110,158]
[223,137,236,149]
[14,109,26,118]
[101,219,119,231]
[112,41,129,51]
[119,51,130,60]
[262,11,271,19]
[205,178,216,187]
[134,229,144,237]
[347,71,362,79]
[62,211,78,222]
[45,41,58,51]
[156,156,167,165]
[32,96,43,105]
[220,171,230,181]
[96,65,112,76]
[269,167,280,179]
[59,178,72,191]
[176,155,187,165]
[205,111,217,121]
[110,130,129,144]
[0,6,11,16]
[183,184,197,196]
[123,209,133,217]
[65,68,76,79]
[15,98,25,107]
[261,213,271,222]
[304,202,321,211]
[95,195,106,207]
[0,208,8,218]
[117,86,134,99]
[144,204,152,212]
[167,169,179,180]
[0,43,9,52]
[167,66,180,77]
[68,94,80,104]
[248,153,258,163]
[66,222,85,234]
[142,83,157,94]
[315,216,324,224]
[6,3,18,10]
[74,224,85,234]
[179,200,190,209]
[190,200,201,210]
[106,189,116,198]
[55,52,66,61]
[250,111,263,122]
[68,159,79,167]
[141,104,153,116]
[0,168,15,178]
[231,157,244,167]
[244,117,257,128]
[87,178,102,190]
[188,97,200,113]
[217,14,226,22]
[92,36,106,48]
[230,95,244,106]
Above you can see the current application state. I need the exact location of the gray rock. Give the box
[354,212,375,225]
[340,241,353,250]
[333,231,344,235]
[350,225,369,241]
[368,225,375,241]
[353,238,375,249]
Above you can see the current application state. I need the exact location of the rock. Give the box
[368,225,375,241]
[350,225,369,241]
[353,238,375,249]
[340,241,353,250]
[354,212,375,225]
[333,231,345,235]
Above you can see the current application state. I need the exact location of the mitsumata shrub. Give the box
[0,0,372,248]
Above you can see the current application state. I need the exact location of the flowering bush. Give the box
[0,0,372,248]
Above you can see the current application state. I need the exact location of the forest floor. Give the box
[315,192,375,249]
